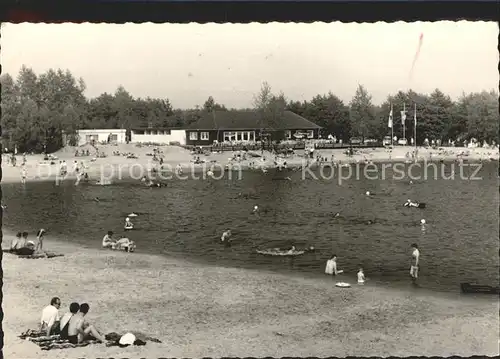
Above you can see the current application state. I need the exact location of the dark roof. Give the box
[186,110,321,131]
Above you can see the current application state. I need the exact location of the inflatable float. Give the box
[256,248,305,256]
[124,226,134,231]
[335,282,351,288]
[128,213,138,217]
[460,282,500,295]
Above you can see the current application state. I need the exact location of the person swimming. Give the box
[252,205,259,214]
[221,230,232,246]
[404,199,419,207]
[365,191,371,196]
[124,217,134,230]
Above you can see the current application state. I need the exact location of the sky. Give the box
[2,21,498,109]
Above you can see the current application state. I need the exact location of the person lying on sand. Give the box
[40,297,61,336]
[112,237,136,252]
[102,231,115,248]
[67,303,106,344]
[60,302,80,339]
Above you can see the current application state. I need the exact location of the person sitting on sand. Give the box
[60,302,80,339]
[67,303,106,344]
[124,217,134,230]
[14,232,36,256]
[36,229,46,252]
[40,297,61,336]
[325,254,343,276]
[10,232,22,252]
[102,231,115,248]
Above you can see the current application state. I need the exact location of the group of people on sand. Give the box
[102,230,136,252]
[8,229,46,256]
[40,297,106,344]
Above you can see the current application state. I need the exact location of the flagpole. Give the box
[402,102,406,143]
[413,103,417,150]
[390,103,394,146]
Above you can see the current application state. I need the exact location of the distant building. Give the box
[74,129,127,146]
[130,128,186,145]
[184,110,321,146]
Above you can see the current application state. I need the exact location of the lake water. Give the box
[2,161,499,293]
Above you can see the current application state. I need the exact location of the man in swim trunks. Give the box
[67,303,106,344]
[60,302,80,339]
[102,231,115,248]
[410,243,420,281]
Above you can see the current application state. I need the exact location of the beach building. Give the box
[130,128,186,145]
[74,129,127,146]
[185,110,321,146]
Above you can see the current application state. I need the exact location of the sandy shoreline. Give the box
[1,144,498,184]
[2,231,499,358]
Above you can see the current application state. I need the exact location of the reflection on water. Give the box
[2,162,499,293]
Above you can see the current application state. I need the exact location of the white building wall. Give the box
[131,129,186,145]
[76,129,126,146]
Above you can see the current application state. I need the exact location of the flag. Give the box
[388,104,393,128]
[401,110,406,124]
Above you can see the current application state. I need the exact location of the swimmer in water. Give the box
[365,191,371,196]
[333,212,341,218]
[221,230,232,246]
[94,197,100,202]
[124,217,134,230]
[325,254,343,276]
[410,243,420,282]
[253,205,259,214]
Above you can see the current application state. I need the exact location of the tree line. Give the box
[1,65,498,153]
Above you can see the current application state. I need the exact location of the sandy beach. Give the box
[2,232,499,358]
[1,143,498,184]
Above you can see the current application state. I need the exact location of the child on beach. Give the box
[357,267,365,285]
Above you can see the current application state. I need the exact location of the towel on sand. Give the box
[20,329,162,350]
[19,329,99,350]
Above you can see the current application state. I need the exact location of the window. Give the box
[285,130,292,140]
[189,132,198,140]
[243,132,249,141]
[224,132,237,142]
[201,132,209,140]
[164,130,171,135]
[237,132,242,141]
[307,130,314,139]
[249,131,255,141]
